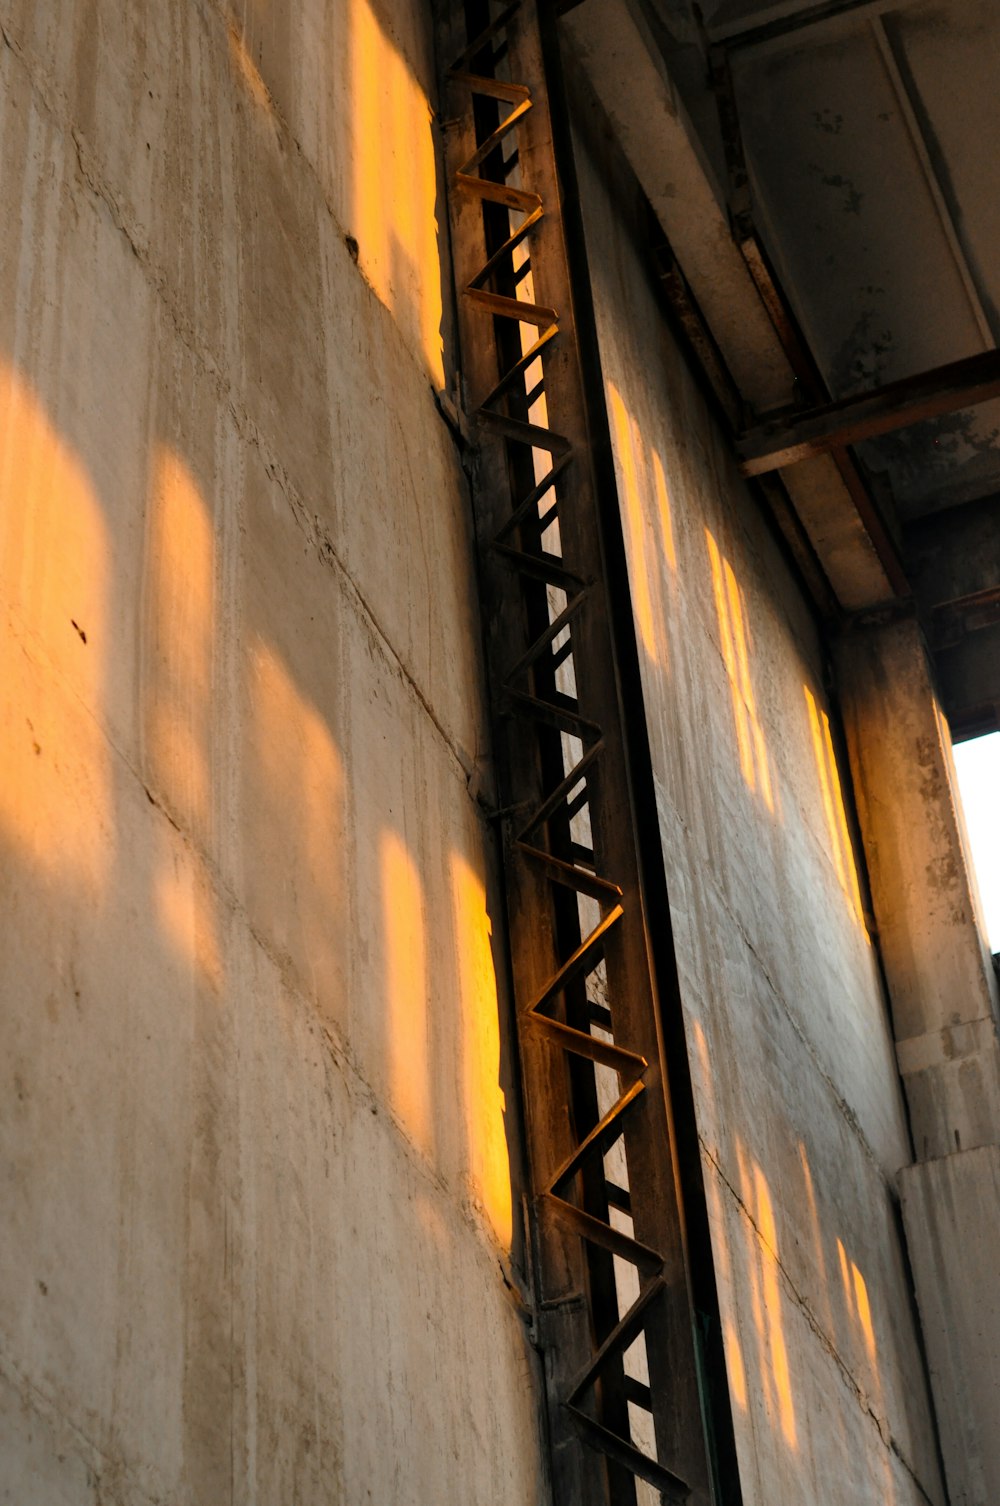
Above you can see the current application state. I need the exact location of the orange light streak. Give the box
[144,447,214,842]
[706,529,775,811]
[0,359,111,891]
[349,0,444,386]
[380,827,431,1156]
[609,381,660,666]
[248,636,345,1004]
[736,1138,798,1450]
[450,852,512,1248]
[651,447,678,573]
[691,1021,749,1413]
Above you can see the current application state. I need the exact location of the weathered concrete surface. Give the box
[900,1145,1000,1506]
[0,2,546,1501]
[837,616,1000,1505]
[574,113,945,1506]
[836,617,1000,1161]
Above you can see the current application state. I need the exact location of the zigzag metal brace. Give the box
[439,3,716,1501]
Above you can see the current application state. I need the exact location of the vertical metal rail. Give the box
[436,3,719,1502]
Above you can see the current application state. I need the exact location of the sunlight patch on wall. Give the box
[607,379,677,671]
[609,381,657,665]
[803,685,866,932]
[154,829,225,991]
[650,449,677,573]
[450,852,512,1250]
[247,636,345,1007]
[144,447,215,842]
[836,1233,890,1480]
[0,359,112,892]
[706,529,775,813]
[143,447,227,987]
[380,827,432,1157]
[736,1140,798,1450]
[837,1239,878,1366]
[796,1143,835,1333]
[349,0,445,387]
[690,1021,749,1414]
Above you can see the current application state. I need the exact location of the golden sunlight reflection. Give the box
[852,1263,877,1363]
[380,827,432,1157]
[0,359,111,890]
[725,1317,749,1412]
[804,686,865,929]
[349,0,444,387]
[651,448,678,573]
[837,1237,894,1497]
[144,447,214,840]
[609,381,656,664]
[807,1156,892,1495]
[736,1139,798,1450]
[248,637,344,1003]
[143,447,225,984]
[154,830,224,990]
[450,853,512,1249]
[797,1143,834,1333]
[837,1238,878,1364]
[607,380,677,669]
[706,530,774,812]
[691,1021,749,1412]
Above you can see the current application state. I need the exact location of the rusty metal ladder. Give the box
[436,4,733,1501]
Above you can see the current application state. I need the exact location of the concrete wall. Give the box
[0,2,547,1502]
[836,616,1000,1504]
[573,116,946,1506]
[899,1144,1000,1506]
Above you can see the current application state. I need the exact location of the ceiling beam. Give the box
[870,16,996,348]
[715,0,918,51]
[737,350,1000,476]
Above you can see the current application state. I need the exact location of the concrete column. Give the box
[837,615,1000,1505]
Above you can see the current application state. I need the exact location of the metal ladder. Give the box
[437,4,729,1500]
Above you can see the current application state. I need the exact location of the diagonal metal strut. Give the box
[437,4,733,1502]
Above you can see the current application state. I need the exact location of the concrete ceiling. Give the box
[561,0,1000,731]
[723,0,1000,521]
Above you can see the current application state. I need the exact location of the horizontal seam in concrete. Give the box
[0,16,475,787]
[701,1141,938,1504]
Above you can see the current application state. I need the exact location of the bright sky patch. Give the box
[953,731,1000,951]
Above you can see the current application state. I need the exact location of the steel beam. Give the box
[435,2,736,1501]
[737,350,1000,476]
[716,0,919,51]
